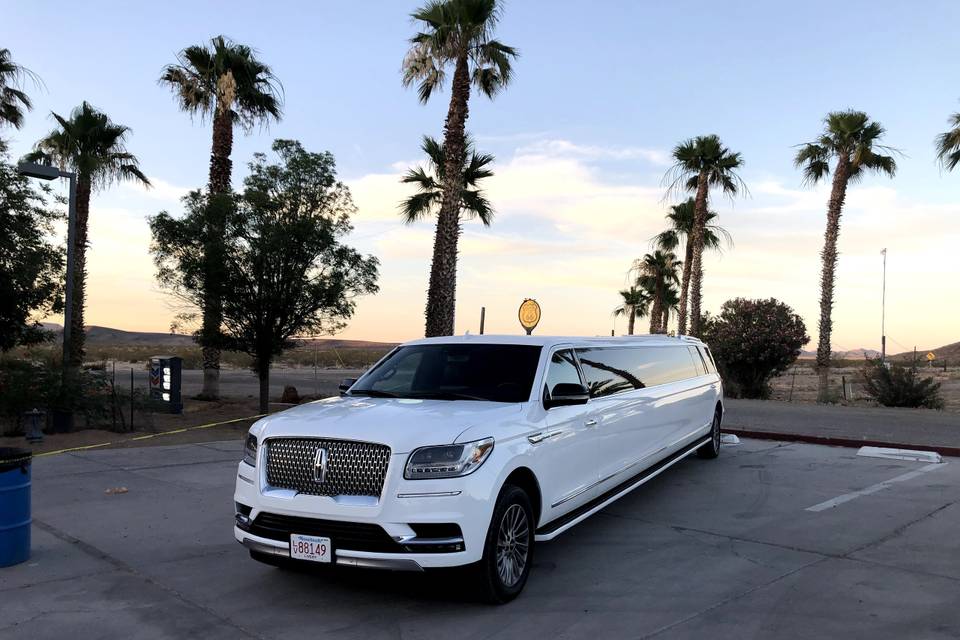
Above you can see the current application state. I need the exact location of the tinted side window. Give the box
[643,346,699,386]
[699,346,716,374]
[576,348,643,397]
[688,346,706,376]
[576,346,698,397]
[544,349,582,397]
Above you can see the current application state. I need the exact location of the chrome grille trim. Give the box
[265,438,391,498]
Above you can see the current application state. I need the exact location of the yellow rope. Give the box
[33,414,267,458]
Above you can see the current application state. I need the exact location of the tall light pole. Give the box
[18,161,78,374]
[880,248,887,363]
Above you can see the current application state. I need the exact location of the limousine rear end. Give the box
[234,334,723,602]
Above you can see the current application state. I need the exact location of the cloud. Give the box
[121,176,190,202]
[513,139,671,166]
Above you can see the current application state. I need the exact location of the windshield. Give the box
[349,344,543,403]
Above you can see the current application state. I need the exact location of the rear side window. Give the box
[699,346,717,374]
[688,346,706,375]
[575,346,699,397]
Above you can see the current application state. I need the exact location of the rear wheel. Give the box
[697,409,722,459]
[476,484,535,604]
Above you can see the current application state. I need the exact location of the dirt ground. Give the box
[770,364,960,412]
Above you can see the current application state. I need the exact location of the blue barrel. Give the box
[0,448,32,567]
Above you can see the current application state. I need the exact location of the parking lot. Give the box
[3,437,959,639]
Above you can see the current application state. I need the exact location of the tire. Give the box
[475,484,535,604]
[697,409,722,459]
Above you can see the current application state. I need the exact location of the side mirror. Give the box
[545,383,590,409]
[338,378,357,396]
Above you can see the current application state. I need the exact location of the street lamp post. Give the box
[880,248,887,363]
[18,162,78,373]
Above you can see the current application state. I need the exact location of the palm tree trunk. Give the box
[67,174,92,370]
[649,291,663,334]
[662,307,669,333]
[816,157,850,403]
[687,172,709,336]
[677,240,693,335]
[199,109,233,399]
[424,53,470,338]
[627,308,635,335]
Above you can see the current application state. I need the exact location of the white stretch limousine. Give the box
[234,335,723,602]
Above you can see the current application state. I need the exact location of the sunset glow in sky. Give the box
[6,1,960,352]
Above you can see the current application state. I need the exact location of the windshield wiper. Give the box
[347,389,400,398]
[407,391,488,401]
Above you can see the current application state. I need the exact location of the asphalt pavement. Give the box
[3,438,959,639]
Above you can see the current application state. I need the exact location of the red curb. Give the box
[722,428,960,459]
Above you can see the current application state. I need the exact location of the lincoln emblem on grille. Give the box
[313,448,328,483]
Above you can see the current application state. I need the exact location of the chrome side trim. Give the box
[537,437,708,542]
[240,536,288,557]
[528,430,563,444]
[552,481,598,508]
[335,555,424,571]
[396,490,462,498]
[391,535,464,546]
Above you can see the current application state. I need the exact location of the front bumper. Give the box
[234,453,496,569]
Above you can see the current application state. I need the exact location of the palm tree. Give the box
[652,197,732,335]
[0,48,39,129]
[935,109,960,171]
[795,110,898,402]
[24,102,149,368]
[664,135,745,337]
[402,0,518,337]
[160,35,282,399]
[400,134,494,227]
[613,286,650,335]
[633,251,681,334]
[660,283,681,334]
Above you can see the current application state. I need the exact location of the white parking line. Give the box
[805,462,947,512]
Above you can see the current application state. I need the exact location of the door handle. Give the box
[584,419,598,427]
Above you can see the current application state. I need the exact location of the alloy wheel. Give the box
[496,503,530,587]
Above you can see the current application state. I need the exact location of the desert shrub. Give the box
[861,359,944,409]
[700,298,809,399]
[0,355,116,433]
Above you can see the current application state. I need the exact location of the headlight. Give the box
[404,437,494,480]
[243,434,258,467]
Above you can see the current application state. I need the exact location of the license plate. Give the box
[289,534,332,563]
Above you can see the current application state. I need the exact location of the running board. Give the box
[534,437,710,542]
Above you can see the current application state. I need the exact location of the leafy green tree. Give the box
[613,286,649,335]
[150,140,379,412]
[664,135,745,337]
[633,250,680,334]
[400,134,494,225]
[402,0,517,337]
[0,48,38,129]
[24,102,149,368]
[160,35,283,399]
[0,140,63,350]
[652,197,732,335]
[701,298,809,399]
[794,110,897,402]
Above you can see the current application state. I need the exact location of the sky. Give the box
[4,0,960,352]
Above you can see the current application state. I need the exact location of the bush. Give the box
[700,298,809,399]
[861,359,944,409]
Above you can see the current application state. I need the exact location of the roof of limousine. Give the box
[403,334,706,348]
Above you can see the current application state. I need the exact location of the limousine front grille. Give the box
[265,438,391,497]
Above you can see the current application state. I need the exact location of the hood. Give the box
[250,396,524,454]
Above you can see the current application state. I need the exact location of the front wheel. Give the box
[697,409,722,459]
[475,484,535,604]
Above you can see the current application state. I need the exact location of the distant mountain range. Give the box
[798,348,880,360]
[39,324,397,350]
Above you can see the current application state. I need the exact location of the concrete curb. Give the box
[722,428,960,459]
